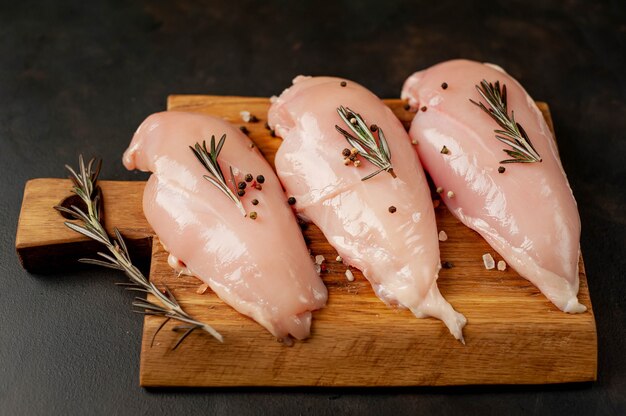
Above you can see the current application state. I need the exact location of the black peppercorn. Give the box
[340,81,347,87]
[256,175,265,184]
[370,124,378,132]
[342,148,351,157]
[441,82,448,90]
[237,189,245,197]
[251,199,259,205]
[498,166,506,173]
[245,173,253,182]
[388,206,397,213]
[288,197,296,205]
[238,181,247,189]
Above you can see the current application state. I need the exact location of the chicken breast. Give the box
[269,76,466,341]
[123,111,328,340]
[401,59,585,313]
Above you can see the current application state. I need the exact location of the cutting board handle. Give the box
[16,178,153,273]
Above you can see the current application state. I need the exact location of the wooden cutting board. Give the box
[15,96,597,387]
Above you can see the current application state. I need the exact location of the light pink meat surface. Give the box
[123,111,328,339]
[269,76,466,340]
[401,59,585,313]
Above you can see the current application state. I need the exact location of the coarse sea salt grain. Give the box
[336,255,343,262]
[497,260,507,271]
[438,230,448,242]
[482,253,495,270]
[239,111,251,122]
[315,255,325,265]
[196,283,209,295]
[345,269,355,282]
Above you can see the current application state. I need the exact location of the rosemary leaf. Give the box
[172,325,200,350]
[361,168,387,181]
[114,228,128,256]
[64,221,109,245]
[78,258,124,271]
[377,128,391,161]
[151,317,171,347]
[54,205,81,220]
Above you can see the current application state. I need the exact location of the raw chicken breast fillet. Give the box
[401,59,585,313]
[269,76,466,340]
[123,111,328,340]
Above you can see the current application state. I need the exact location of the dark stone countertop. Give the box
[1,1,624,414]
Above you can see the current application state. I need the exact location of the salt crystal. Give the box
[497,260,507,271]
[239,111,251,122]
[315,255,325,265]
[482,253,495,270]
[314,264,321,274]
[345,269,355,282]
[278,337,294,347]
[336,256,343,262]
[196,284,209,295]
[429,94,443,106]
[438,230,448,242]
[270,95,278,103]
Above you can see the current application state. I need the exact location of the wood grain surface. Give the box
[15,96,597,387]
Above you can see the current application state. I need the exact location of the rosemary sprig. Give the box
[54,155,223,348]
[470,79,542,164]
[190,135,246,216]
[335,106,396,181]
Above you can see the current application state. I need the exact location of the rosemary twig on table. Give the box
[190,135,246,216]
[335,106,396,181]
[54,155,223,348]
[470,79,542,164]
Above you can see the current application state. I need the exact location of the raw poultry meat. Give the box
[401,59,585,313]
[269,76,467,341]
[123,111,328,340]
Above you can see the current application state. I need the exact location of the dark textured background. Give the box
[1,0,625,414]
